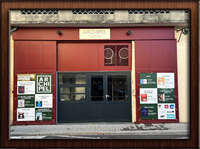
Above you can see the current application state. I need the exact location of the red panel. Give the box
[14,41,56,72]
[111,27,175,40]
[135,40,179,123]
[13,28,79,41]
[58,43,101,71]
[135,40,177,71]
[58,42,131,71]
[13,27,174,41]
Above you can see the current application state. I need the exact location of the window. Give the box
[104,45,129,66]
[58,73,86,101]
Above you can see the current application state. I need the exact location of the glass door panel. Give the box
[91,76,104,101]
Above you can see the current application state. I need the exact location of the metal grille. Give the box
[128,10,170,14]
[72,9,114,15]
[21,9,58,15]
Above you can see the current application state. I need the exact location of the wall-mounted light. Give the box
[56,30,62,36]
[127,30,132,36]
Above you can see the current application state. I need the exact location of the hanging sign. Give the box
[17,95,35,108]
[140,88,157,104]
[36,74,52,94]
[158,103,176,119]
[157,73,175,88]
[35,94,53,108]
[35,108,52,121]
[140,73,157,88]
[79,29,110,39]
[17,108,35,121]
[140,104,158,120]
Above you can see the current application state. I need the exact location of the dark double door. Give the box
[57,71,131,123]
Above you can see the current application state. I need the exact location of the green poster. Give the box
[17,95,35,108]
[158,88,175,103]
[140,104,158,120]
[36,74,52,94]
[35,108,52,121]
[140,73,157,88]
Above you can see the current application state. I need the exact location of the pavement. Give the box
[9,122,190,139]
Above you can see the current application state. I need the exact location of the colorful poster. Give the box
[158,103,176,119]
[140,104,158,120]
[17,108,35,121]
[140,73,157,88]
[17,95,35,108]
[35,94,53,108]
[140,88,157,104]
[17,74,36,81]
[17,81,35,95]
[35,108,52,121]
[157,73,175,88]
[158,89,174,103]
[36,74,52,94]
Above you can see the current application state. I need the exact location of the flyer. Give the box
[36,74,52,94]
[17,81,35,95]
[157,88,174,103]
[158,103,176,119]
[140,104,158,120]
[157,73,175,88]
[140,73,157,88]
[140,88,157,104]
[17,74,36,81]
[17,95,35,108]
[35,108,52,121]
[35,94,53,108]
[17,108,35,121]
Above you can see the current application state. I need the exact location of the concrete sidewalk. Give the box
[9,123,190,139]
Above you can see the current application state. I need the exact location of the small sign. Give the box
[140,88,157,104]
[140,104,158,120]
[35,108,52,121]
[17,108,35,121]
[35,94,53,108]
[158,88,174,103]
[158,103,176,119]
[140,73,157,88]
[36,74,52,94]
[79,29,110,39]
[17,95,35,108]
[157,73,175,88]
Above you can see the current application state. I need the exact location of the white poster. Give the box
[158,103,176,119]
[140,88,157,104]
[17,81,35,95]
[157,73,175,88]
[17,74,36,81]
[17,108,35,121]
[35,94,53,108]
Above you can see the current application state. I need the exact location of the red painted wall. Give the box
[13,41,57,125]
[135,40,179,123]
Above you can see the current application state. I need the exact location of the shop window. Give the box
[107,75,128,101]
[58,73,86,101]
[104,45,129,66]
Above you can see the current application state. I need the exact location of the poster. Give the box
[140,104,158,120]
[35,94,53,108]
[17,74,36,81]
[35,108,52,121]
[158,103,176,119]
[140,88,157,104]
[17,108,35,121]
[36,74,52,94]
[17,81,35,95]
[157,73,175,88]
[17,95,35,108]
[158,89,174,103]
[140,73,157,88]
